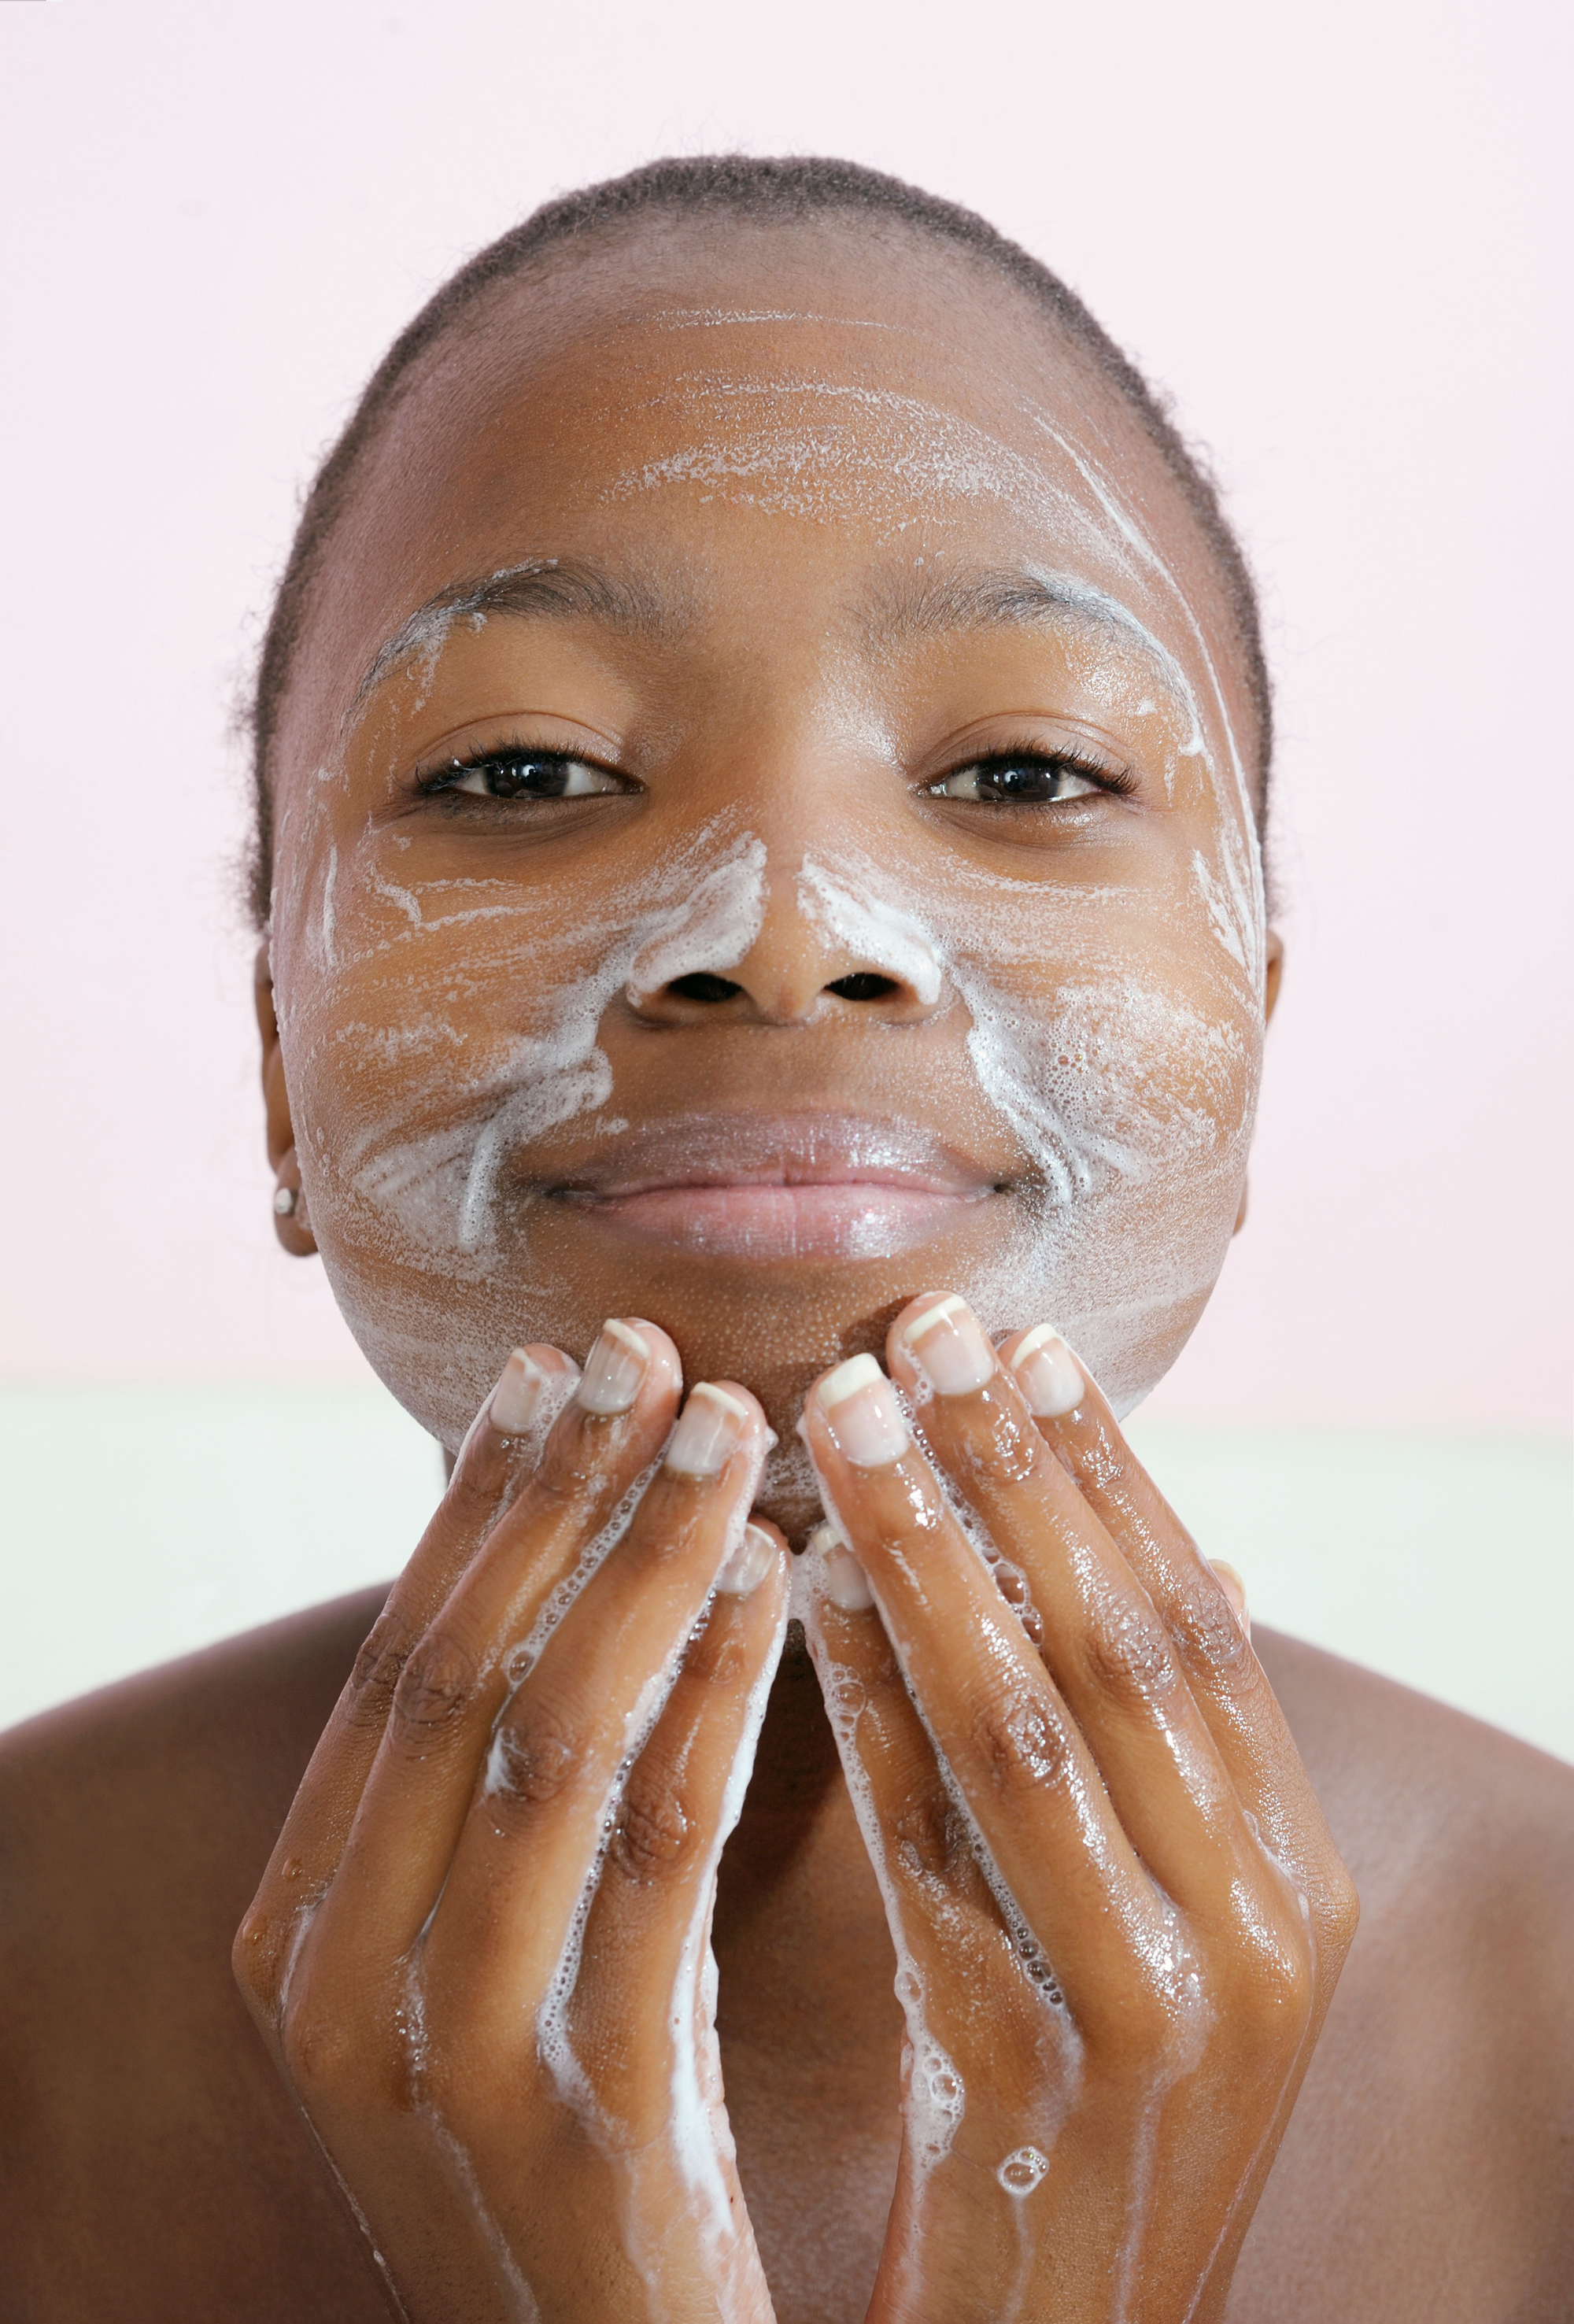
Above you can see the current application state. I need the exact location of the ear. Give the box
[1232,929,1285,1238]
[255,943,317,1257]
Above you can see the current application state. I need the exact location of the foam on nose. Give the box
[623,840,767,1002]
[795,859,945,1005]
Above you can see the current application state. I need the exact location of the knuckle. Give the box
[390,1627,482,1743]
[969,1682,1073,1797]
[681,1611,748,1689]
[1079,1605,1180,1712]
[892,1791,974,1888]
[279,1998,363,2099]
[349,1613,412,1726]
[443,1457,508,1528]
[1236,1942,1317,2048]
[231,1902,287,2015]
[609,1774,695,1882]
[1171,1580,1254,1687]
[488,1698,582,1809]
[1317,1863,1362,1958]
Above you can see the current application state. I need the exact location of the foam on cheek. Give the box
[278,827,767,1445]
[796,848,1259,1414]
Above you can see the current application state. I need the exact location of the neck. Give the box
[714,1631,897,2041]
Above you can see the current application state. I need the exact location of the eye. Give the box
[928,752,1110,805]
[428,750,630,801]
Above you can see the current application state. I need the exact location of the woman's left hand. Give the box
[800,1295,1358,2324]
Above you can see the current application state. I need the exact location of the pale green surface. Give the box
[1,1386,1568,1760]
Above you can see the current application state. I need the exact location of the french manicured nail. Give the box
[576,1319,651,1416]
[900,1294,996,1396]
[815,1354,909,1467]
[716,1522,778,1597]
[488,1347,548,1435]
[1010,1323,1084,1418]
[809,1520,876,1612]
[1209,1557,1251,1638]
[666,1382,752,1477]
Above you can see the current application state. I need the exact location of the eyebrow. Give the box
[862,564,1149,648]
[354,556,680,704]
[356,556,1187,714]
[863,563,1201,740]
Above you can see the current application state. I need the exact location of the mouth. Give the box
[537,1110,1007,1263]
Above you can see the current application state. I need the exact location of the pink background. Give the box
[2,0,1568,1429]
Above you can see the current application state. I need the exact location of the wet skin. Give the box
[260,216,1280,1494]
[3,219,1572,2322]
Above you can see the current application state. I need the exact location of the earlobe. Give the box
[254,944,317,1258]
[1236,935,1284,1240]
[1263,929,1284,1025]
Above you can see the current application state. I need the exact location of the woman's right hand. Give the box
[234,1321,787,2324]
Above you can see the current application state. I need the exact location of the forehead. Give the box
[284,220,1253,782]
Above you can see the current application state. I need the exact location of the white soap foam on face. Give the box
[275,353,1265,1454]
[277,820,768,1446]
[796,843,1259,1416]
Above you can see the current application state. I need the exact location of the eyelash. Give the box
[414,739,1137,807]
[414,748,629,803]
[926,742,1137,804]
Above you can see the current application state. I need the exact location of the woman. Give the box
[2,157,1569,2322]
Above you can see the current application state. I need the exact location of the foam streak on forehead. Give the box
[604,378,1128,562]
[604,370,1264,986]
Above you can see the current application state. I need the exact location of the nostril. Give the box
[667,972,744,1004]
[826,973,899,1003]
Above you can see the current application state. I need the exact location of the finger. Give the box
[803,1523,1011,1953]
[236,1340,581,2013]
[568,1523,789,2130]
[800,1354,1169,2033]
[242,1318,678,2020]
[995,1321,1334,1877]
[883,1295,1264,1931]
[802,1532,1083,2152]
[419,1380,773,2042]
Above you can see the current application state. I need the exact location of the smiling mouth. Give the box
[539,1111,1007,1263]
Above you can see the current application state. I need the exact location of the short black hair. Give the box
[246,153,1272,928]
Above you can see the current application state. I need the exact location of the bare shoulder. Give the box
[0,1591,394,2321]
[1232,1629,1574,2324]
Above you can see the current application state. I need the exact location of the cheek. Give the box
[798,848,1263,1414]
[271,818,770,1442]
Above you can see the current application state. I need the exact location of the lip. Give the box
[538,1110,1005,1263]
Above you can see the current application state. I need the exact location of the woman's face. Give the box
[265,222,1273,1532]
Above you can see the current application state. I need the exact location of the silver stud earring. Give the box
[273,1185,299,1217]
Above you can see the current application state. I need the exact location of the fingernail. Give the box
[815,1354,909,1468]
[809,1520,876,1612]
[1009,1324,1084,1418]
[1209,1557,1251,1638]
[716,1521,778,1597]
[489,1347,547,1436]
[900,1295,996,1397]
[666,1382,752,1477]
[576,1319,651,1416]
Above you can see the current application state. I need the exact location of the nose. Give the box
[628,871,948,1029]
